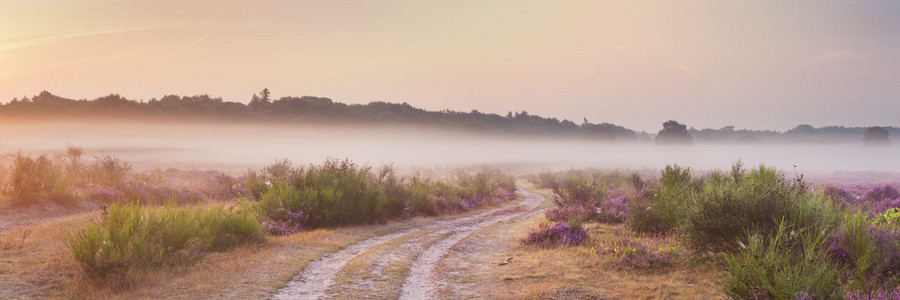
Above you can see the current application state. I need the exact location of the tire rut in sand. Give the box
[398,189,545,300]
[271,189,543,300]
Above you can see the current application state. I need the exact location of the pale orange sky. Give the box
[1,0,898,131]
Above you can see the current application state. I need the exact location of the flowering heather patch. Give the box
[88,185,126,202]
[496,188,516,202]
[871,198,900,217]
[825,214,900,290]
[262,211,311,235]
[864,185,900,203]
[597,239,674,270]
[545,203,597,224]
[846,287,900,300]
[86,180,205,204]
[824,185,857,208]
[521,221,587,247]
[598,189,628,223]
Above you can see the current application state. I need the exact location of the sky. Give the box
[1,0,898,132]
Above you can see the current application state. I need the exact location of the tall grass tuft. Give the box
[724,221,842,299]
[64,202,263,278]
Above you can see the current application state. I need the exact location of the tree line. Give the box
[1,90,640,141]
[3,90,894,144]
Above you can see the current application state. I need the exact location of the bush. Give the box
[521,221,587,247]
[253,160,517,234]
[545,203,596,224]
[64,202,263,278]
[683,165,839,252]
[826,212,900,293]
[527,171,558,189]
[864,186,900,204]
[724,222,842,299]
[597,189,628,223]
[5,152,73,203]
[89,154,132,186]
[550,174,605,206]
[628,165,694,234]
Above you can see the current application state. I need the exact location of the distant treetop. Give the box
[655,120,693,145]
[863,126,891,146]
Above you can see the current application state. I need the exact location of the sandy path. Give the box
[0,199,97,233]
[399,189,544,300]
[271,188,546,300]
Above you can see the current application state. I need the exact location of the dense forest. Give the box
[1,90,895,144]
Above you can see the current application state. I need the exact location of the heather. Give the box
[0,148,244,206]
[524,170,641,251]
[528,164,900,297]
[594,238,675,270]
[251,159,517,234]
[520,221,587,247]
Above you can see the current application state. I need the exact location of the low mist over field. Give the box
[1,120,895,175]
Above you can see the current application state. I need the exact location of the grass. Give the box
[439,209,725,299]
[252,158,517,233]
[530,163,900,298]
[0,207,445,299]
[63,202,264,278]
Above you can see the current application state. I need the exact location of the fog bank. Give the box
[1,121,896,176]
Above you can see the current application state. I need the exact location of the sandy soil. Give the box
[271,188,547,299]
[0,198,99,233]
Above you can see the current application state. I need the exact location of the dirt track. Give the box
[271,188,547,299]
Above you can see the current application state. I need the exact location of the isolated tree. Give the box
[655,120,693,145]
[863,126,891,145]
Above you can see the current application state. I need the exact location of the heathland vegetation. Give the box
[0,149,516,291]
[525,165,900,299]
[3,90,897,144]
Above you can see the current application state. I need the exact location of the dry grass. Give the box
[0,209,421,299]
[0,194,520,299]
[437,187,727,300]
[0,212,93,299]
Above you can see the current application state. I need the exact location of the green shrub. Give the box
[89,154,132,186]
[254,160,517,232]
[827,212,900,293]
[527,171,558,189]
[550,174,605,206]
[408,178,436,216]
[628,165,694,234]
[724,221,842,299]
[873,208,900,229]
[64,202,263,278]
[683,165,839,252]
[5,152,73,203]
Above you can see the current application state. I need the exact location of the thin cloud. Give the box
[659,59,700,77]
[0,28,150,51]
[173,30,214,57]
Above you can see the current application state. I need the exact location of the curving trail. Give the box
[399,189,544,299]
[271,188,547,300]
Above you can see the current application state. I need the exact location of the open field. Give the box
[1,148,899,299]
